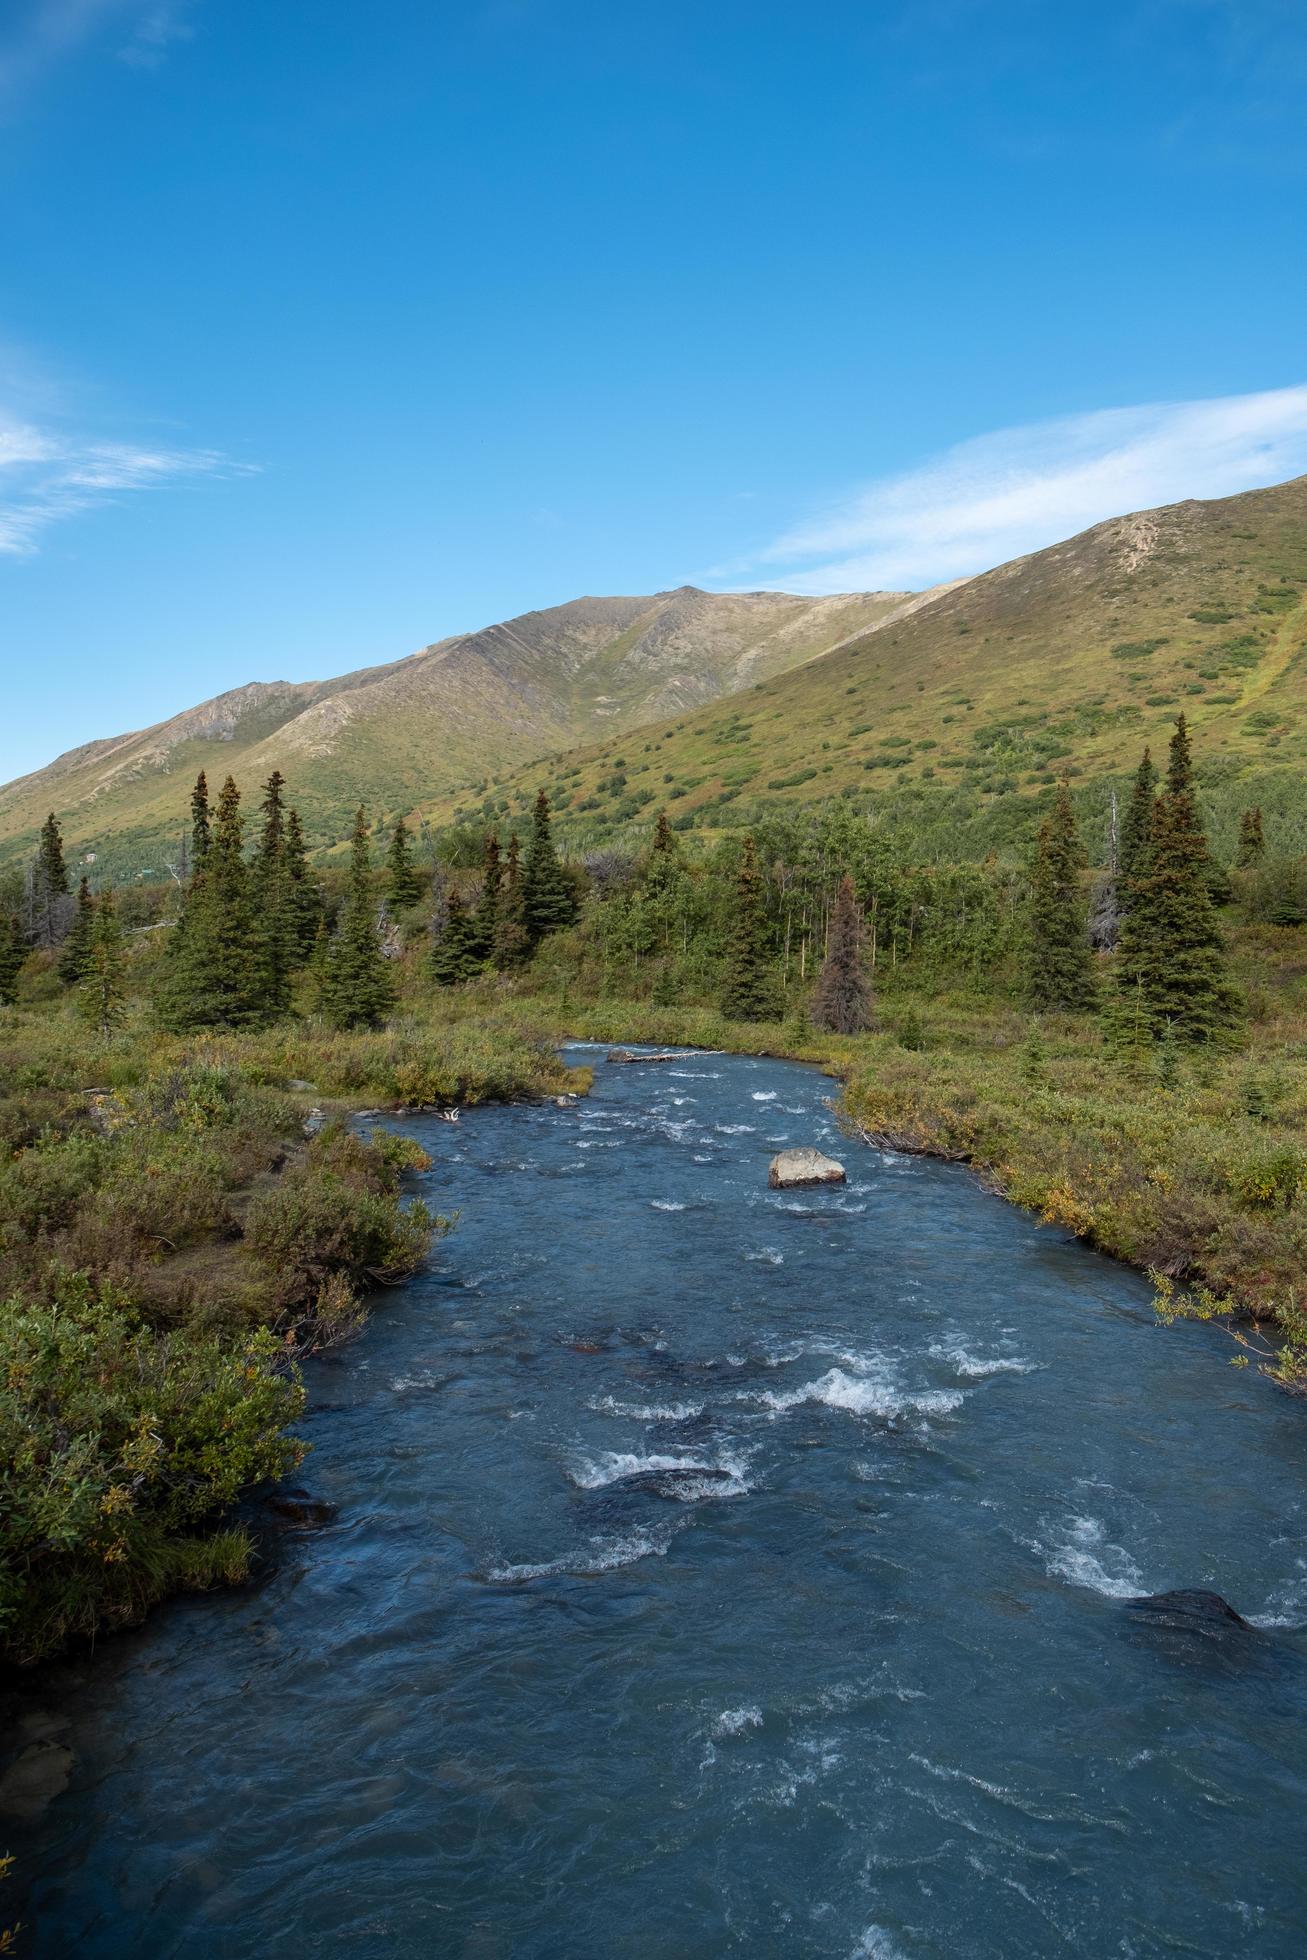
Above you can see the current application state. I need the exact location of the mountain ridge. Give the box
[0,584,933,869]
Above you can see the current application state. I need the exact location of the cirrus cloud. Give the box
[0,410,253,556]
[720,384,1307,594]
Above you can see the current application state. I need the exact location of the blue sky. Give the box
[2,0,1307,780]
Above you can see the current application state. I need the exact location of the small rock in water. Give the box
[606,1049,682,1066]
[0,1741,74,1819]
[1127,1589,1253,1630]
[768,1147,846,1190]
[264,1490,339,1527]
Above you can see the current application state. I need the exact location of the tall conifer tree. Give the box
[1027,783,1094,1010]
[158,776,267,1030]
[283,808,322,960]
[812,874,873,1033]
[252,770,294,1017]
[79,888,127,1037]
[190,771,212,873]
[386,817,422,909]
[720,835,774,1021]
[431,889,481,985]
[493,833,529,969]
[0,912,24,1005]
[1118,748,1157,911]
[1235,807,1266,868]
[522,792,577,945]
[31,812,69,947]
[1112,721,1239,1041]
[58,877,96,984]
[321,809,395,1029]
[469,833,502,964]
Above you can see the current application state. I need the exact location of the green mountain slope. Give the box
[0,586,928,873]
[463,476,1307,847]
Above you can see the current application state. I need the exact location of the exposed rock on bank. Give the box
[768,1147,846,1189]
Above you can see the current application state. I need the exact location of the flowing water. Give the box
[10,1047,1307,1957]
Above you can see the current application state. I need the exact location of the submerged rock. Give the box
[0,1741,74,1820]
[768,1147,846,1189]
[264,1490,339,1528]
[609,1466,736,1499]
[1127,1589,1253,1630]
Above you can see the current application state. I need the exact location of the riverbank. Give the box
[0,1005,588,1664]
[414,940,1307,1391]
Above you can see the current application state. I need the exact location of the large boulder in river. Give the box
[1126,1589,1253,1631]
[768,1147,846,1190]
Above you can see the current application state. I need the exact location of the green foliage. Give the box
[386,816,423,910]
[0,1275,304,1663]
[719,836,776,1021]
[811,874,872,1033]
[522,792,579,944]
[1027,782,1094,1010]
[320,809,396,1030]
[157,776,270,1032]
[0,912,24,1005]
[58,877,96,984]
[78,888,127,1037]
[1113,726,1240,1042]
[244,1123,439,1322]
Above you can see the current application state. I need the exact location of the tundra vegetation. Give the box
[2,722,1305,1659]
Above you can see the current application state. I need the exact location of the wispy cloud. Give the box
[721,385,1307,594]
[0,410,249,555]
[0,0,195,104]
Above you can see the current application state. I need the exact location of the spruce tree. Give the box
[0,912,24,1005]
[252,770,294,1017]
[1027,783,1094,1010]
[811,874,873,1033]
[1118,748,1157,909]
[1113,723,1239,1042]
[79,888,126,1037]
[283,808,323,960]
[321,808,395,1029]
[31,812,70,947]
[493,832,529,969]
[522,791,578,945]
[1235,807,1266,868]
[652,809,674,856]
[469,832,502,964]
[190,771,212,873]
[720,835,774,1021]
[431,889,481,985]
[58,877,96,984]
[386,816,422,909]
[158,775,267,1030]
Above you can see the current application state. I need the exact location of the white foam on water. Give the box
[714,1705,763,1736]
[751,1090,778,1102]
[574,1138,621,1149]
[485,1521,680,1581]
[715,1122,756,1135]
[1034,1514,1144,1598]
[389,1372,450,1393]
[746,1368,962,1422]
[570,1447,752,1498]
[928,1342,1036,1379]
[850,1927,907,1960]
[589,1395,706,1422]
[744,1247,784,1265]
[650,1199,688,1212]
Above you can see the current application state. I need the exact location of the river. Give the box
[9,1046,1307,1956]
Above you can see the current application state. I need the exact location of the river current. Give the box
[11,1046,1307,1956]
